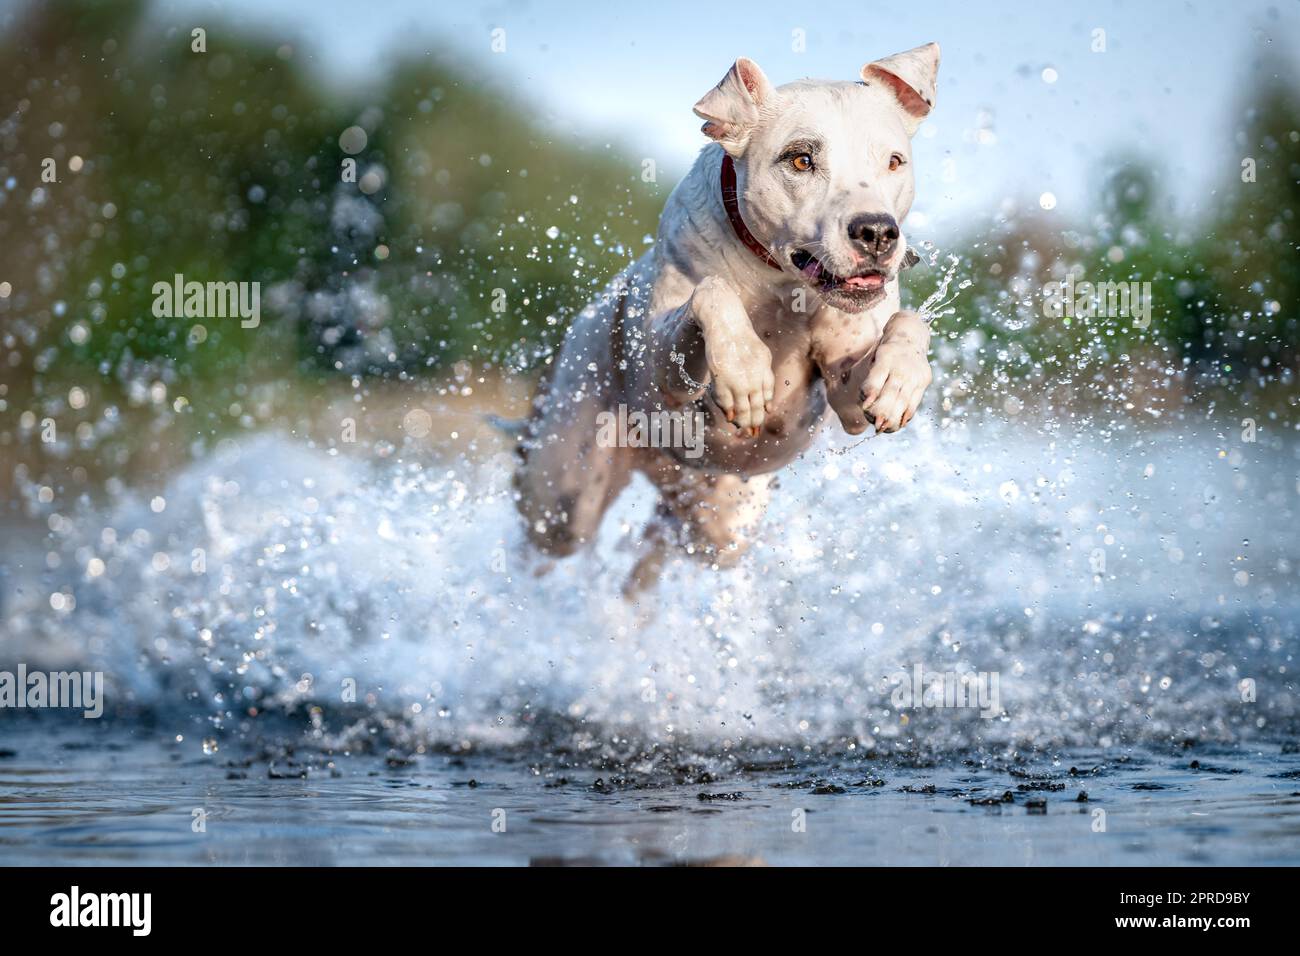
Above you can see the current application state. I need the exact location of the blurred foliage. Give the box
[909,62,1299,416]
[0,0,664,403]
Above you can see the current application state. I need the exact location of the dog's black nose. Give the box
[847,213,900,258]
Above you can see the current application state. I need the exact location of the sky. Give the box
[141,0,1300,235]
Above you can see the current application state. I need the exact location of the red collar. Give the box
[720,154,783,271]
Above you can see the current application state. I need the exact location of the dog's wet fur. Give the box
[509,43,942,591]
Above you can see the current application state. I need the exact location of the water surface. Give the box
[2,420,1298,865]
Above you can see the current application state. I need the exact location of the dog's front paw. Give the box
[692,278,774,434]
[707,329,774,434]
[860,312,933,434]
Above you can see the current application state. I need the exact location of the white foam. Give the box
[4,417,1296,753]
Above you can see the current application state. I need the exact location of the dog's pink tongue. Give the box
[844,273,885,289]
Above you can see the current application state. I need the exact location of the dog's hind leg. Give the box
[513,407,631,558]
[510,279,636,558]
[623,502,678,599]
[638,466,773,577]
[674,472,772,567]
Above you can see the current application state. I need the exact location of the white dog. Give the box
[511,43,940,588]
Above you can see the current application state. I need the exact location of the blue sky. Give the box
[155,0,1298,235]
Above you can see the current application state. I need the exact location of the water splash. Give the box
[913,248,972,323]
[2,421,1297,758]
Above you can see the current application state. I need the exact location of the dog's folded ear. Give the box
[693,58,775,155]
[862,42,940,136]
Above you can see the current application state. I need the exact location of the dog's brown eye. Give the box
[888,153,905,171]
[791,154,814,172]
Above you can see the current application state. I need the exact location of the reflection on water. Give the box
[1,721,1298,866]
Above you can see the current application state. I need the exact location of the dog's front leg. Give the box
[823,310,933,435]
[649,276,774,433]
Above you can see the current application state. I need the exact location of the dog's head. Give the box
[694,43,939,313]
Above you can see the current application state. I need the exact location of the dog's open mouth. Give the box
[791,250,887,296]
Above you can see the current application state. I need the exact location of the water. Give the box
[2,415,1299,864]
[3,721,1298,865]
[915,249,971,323]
